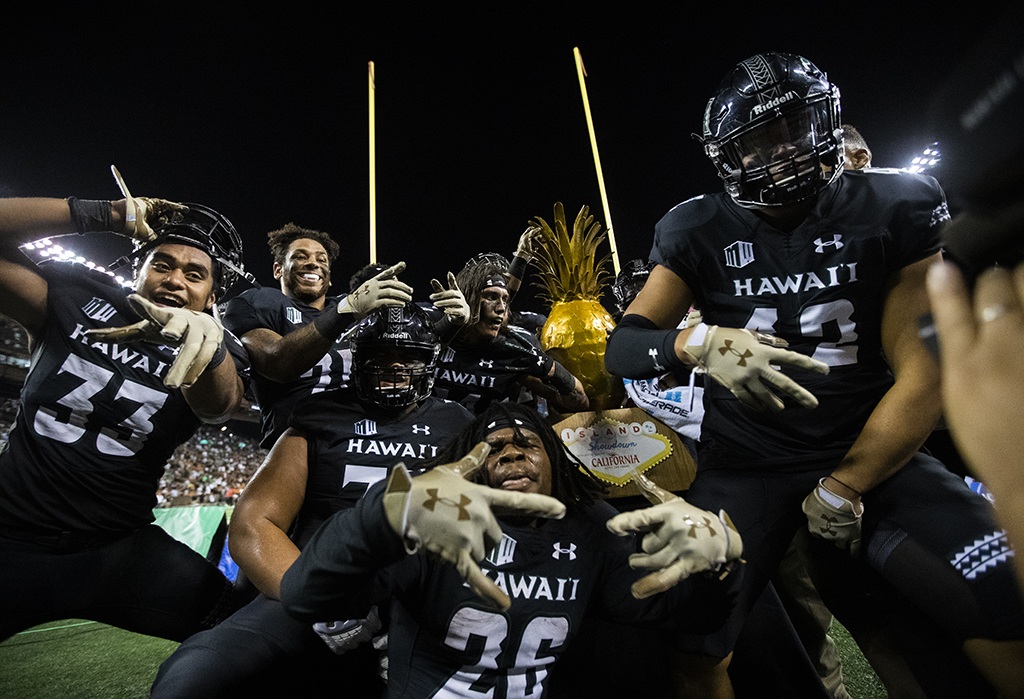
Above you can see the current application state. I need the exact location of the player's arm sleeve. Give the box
[280,481,407,623]
[605,313,689,379]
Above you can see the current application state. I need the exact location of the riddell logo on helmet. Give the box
[751,91,798,116]
[382,331,411,340]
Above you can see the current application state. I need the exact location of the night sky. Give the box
[1,5,1013,315]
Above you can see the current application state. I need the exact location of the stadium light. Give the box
[19,238,135,288]
[905,141,941,174]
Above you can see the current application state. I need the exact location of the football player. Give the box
[279,400,743,698]
[151,302,475,697]
[0,178,250,642]
[222,223,413,449]
[431,260,589,416]
[605,52,1024,697]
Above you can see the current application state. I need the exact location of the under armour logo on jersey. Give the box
[813,234,844,253]
[552,542,577,560]
[353,419,378,436]
[951,530,1015,580]
[479,359,495,369]
[648,348,666,372]
[724,241,755,269]
[411,424,430,435]
[718,339,753,366]
[485,533,517,567]
[422,488,472,521]
[286,307,303,324]
[82,298,118,322]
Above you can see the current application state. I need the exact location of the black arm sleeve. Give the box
[280,481,406,623]
[604,314,689,379]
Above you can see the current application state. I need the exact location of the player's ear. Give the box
[273,261,284,280]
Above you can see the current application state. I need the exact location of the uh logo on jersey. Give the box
[723,237,859,297]
[474,533,582,603]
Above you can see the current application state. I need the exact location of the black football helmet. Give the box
[350,303,441,409]
[462,252,511,272]
[124,203,252,299]
[612,258,655,319]
[697,52,843,207]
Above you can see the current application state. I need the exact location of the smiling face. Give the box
[136,243,216,312]
[275,237,332,304]
[482,426,553,496]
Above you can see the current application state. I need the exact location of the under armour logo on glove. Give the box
[382,445,565,610]
[682,323,829,412]
[801,478,863,555]
[607,471,743,599]
[717,339,754,366]
[422,489,472,521]
[684,515,719,539]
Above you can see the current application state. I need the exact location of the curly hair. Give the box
[419,402,607,515]
[266,223,340,265]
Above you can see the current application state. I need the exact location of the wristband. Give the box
[67,197,114,235]
[508,255,529,281]
[313,306,351,340]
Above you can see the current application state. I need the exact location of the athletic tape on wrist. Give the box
[67,197,114,235]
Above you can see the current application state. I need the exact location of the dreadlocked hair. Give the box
[266,222,341,265]
[418,402,607,515]
[454,261,509,327]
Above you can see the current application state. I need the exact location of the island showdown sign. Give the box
[553,407,695,499]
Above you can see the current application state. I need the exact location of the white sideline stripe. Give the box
[16,620,97,635]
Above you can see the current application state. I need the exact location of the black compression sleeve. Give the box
[604,313,688,378]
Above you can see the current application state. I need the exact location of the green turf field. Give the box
[0,620,178,698]
[1,618,887,698]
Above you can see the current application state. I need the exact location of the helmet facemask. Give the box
[354,346,438,409]
[350,304,441,410]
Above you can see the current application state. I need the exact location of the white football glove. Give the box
[85,293,225,389]
[337,261,413,318]
[802,478,863,555]
[110,165,188,243]
[607,471,743,599]
[514,224,543,261]
[382,443,566,611]
[312,605,382,655]
[429,272,470,325]
[682,323,829,411]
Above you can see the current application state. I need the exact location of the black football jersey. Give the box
[223,286,353,448]
[651,169,948,470]
[0,261,249,534]
[286,386,474,546]
[433,326,548,415]
[282,484,735,699]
